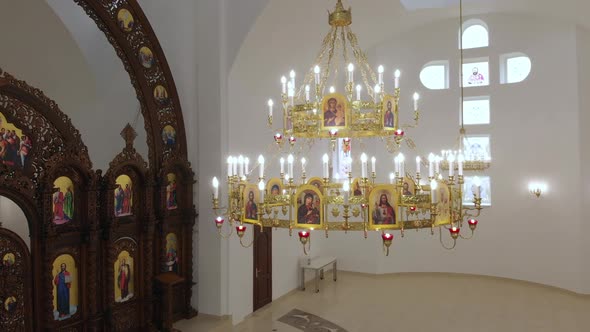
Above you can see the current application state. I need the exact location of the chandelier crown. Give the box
[329,0,352,27]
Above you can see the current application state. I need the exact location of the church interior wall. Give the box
[227,3,589,324]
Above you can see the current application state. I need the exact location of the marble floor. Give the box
[174,272,590,332]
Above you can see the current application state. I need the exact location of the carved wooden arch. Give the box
[0,69,98,330]
[72,0,189,170]
[0,227,33,331]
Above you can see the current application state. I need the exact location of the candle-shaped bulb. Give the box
[287,154,294,177]
[428,153,435,162]
[258,155,265,178]
[280,157,285,174]
[313,108,317,115]
[227,156,233,176]
[394,69,401,88]
[356,84,362,100]
[329,86,336,94]
[212,176,219,199]
[305,85,310,101]
[267,99,273,117]
[416,156,421,174]
[281,76,287,84]
[398,153,405,163]
[322,154,329,178]
[258,155,264,164]
[244,157,250,175]
[374,84,381,94]
[413,92,420,111]
[301,157,306,172]
[348,63,354,82]
[371,156,376,174]
[378,65,384,74]
[343,180,350,192]
[314,65,320,74]
[389,173,395,184]
[431,179,438,205]
[258,180,265,191]
[361,153,368,178]
[290,70,296,79]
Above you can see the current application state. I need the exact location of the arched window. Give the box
[461,20,489,49]
[500,53,532,84]
[419,61,449,90]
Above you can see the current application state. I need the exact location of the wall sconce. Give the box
[528,182,547,198]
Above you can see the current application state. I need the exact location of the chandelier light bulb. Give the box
[361,153,368,162]
[343,180,350,192]
[356,84,362,100]
[389,172,395,184]
[428,153,435,162]
[323,154,329,163]
[258,155,264,164]
[374,84,381,94]
[348,63,354,72]
[398,153,405,163]
[313,108,317,115]
[394,69,401,78]
[267,99,274,107]
[244,157,250,175]
[287,154,294,163]
[329,86,336,93]
[378,65,384,74]
[334,172,340,181]
[259,180,266,203]
[290,70,296,79]
[212,177,219,199]
[431,179,438,190]
[281,76,287,84]
[314,65,321,74]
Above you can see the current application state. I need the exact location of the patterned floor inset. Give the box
[278,308,348,332]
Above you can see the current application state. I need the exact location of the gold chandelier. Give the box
[211,0,484,255]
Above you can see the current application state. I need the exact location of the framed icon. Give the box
[369,185,400,230]
[320,93,349,131]
[294,185,323,229]
[242,184,261,224]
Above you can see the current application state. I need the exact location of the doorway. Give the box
[253,226,272,311]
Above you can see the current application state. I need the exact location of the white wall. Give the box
[575,26,590,294]
[0,196,29,249]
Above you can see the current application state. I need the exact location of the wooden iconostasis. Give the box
[0,3,197,327]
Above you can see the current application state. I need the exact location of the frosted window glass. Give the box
[463,136,491,161]
[463,176,491,206]
[462,98,490,125]
[506,56,532,83]
[420,65,447,90]
[463,62,489,87]
[462,25,489,49]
